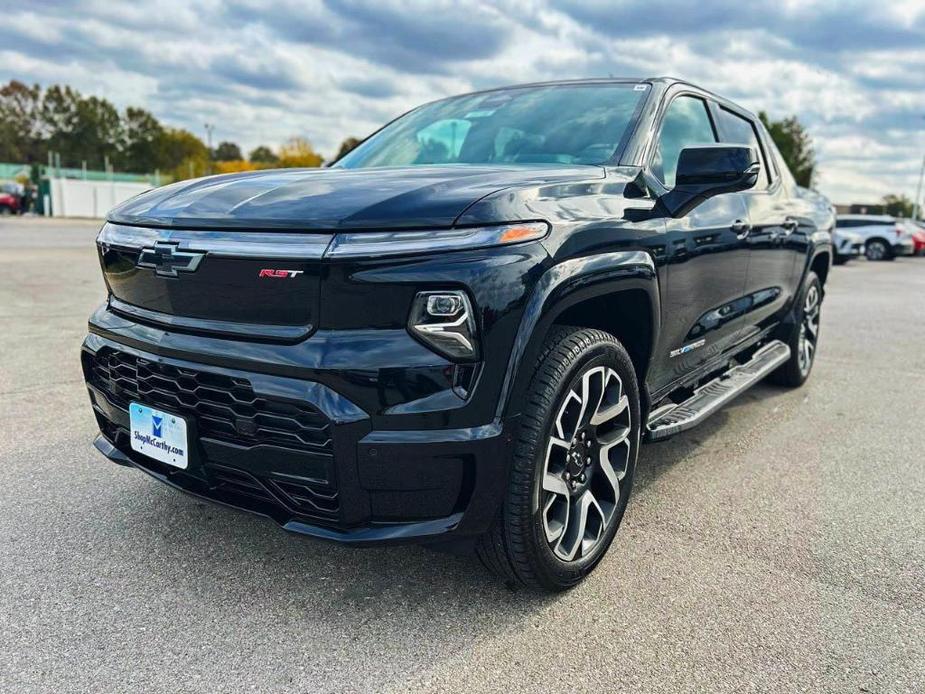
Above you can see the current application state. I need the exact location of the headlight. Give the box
[326,222,548,258]
[409,290,478,361]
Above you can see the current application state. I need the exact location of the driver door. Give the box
[646,93,752,394]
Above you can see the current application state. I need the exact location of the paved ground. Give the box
[0,217,922,693]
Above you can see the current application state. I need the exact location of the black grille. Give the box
[206,465,340,517]
[87,347,340,522]
[268,476,339,516]
[88,348,332,454]
[207,464,276,504]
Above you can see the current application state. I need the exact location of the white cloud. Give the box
[1,0,923,204]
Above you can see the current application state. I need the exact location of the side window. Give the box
[761,123,799,196]
[717,108,771,189]
[653,96,716,188]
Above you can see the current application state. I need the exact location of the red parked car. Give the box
[900,220,925,256]
[913,231,925,256]
[0,191,20,215]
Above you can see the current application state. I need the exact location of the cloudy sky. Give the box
[2,0,925,203]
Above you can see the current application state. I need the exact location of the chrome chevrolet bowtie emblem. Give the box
[137,242,205,278]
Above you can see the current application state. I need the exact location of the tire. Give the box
[865,238,893,261]
[0,205,12,216]
[476,326,641,591]
[768,272,822,388]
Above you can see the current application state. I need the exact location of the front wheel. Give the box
[477,327,641,591]
[865,239,893,261]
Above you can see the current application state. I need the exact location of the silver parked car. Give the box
[834,214,915,261]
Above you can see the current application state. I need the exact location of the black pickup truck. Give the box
[82,78,833,591]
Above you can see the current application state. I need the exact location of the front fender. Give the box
[496,250,659,420]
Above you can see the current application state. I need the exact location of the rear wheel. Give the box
[768,272,822,387]
[0,205,12,216]
[865,238,893,261]
[477,327,640,591]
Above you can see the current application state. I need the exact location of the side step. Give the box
[646,340,791,441]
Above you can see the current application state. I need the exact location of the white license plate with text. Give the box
[129,402,189,469]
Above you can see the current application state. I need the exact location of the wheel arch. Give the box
[551,289,654,386]
[496,251,660,422]
[810,248,831,287]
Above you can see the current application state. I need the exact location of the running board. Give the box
[646,340,791,441]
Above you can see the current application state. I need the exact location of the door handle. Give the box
[731,220,751,239]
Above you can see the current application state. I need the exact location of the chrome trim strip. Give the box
[99,222,334,259]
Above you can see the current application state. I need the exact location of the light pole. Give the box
[204,122,215,175]
[914,154,925,221]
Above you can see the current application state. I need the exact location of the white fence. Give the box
[48,178,153,218]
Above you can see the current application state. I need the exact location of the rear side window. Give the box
[717,108,771,188]
[760,121,798,195]
[653,96,716,188]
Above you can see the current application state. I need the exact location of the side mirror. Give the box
[658,145,760,218]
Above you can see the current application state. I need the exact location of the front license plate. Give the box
[129,402,189,469]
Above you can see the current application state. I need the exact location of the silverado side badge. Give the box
[670,339,706,358]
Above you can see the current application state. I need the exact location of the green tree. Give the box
[0,80,44,163]
[41,85,123,169]
[758,111,816,187]
[119,107,165,173]
[249,145,278,164]
[882,194,914,218]
[334,136,361,161]
[159,128,210,180]
[213,141,242,161]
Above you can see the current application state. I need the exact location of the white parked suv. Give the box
[799,187,858,263]
[835,214,915,261]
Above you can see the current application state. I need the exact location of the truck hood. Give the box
[108,164,604,230]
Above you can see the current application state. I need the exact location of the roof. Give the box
[424,76,735,116]
[424,76,695,101]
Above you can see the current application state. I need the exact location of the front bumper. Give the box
[82,333,512,545]
[834,237,862,258]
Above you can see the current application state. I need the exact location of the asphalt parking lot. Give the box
[1,217,923,693]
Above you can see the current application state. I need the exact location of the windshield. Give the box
[336,83,647,169]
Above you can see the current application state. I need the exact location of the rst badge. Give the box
[258,269,304,278]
